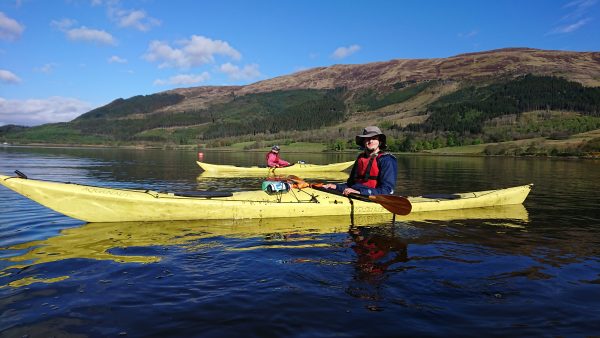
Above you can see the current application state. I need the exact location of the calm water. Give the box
[1,146,599,337]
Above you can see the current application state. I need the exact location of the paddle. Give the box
[287,175,412,216]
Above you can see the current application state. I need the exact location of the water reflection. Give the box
[344,224,413,311]
[0,215,357,287]
[0,206,529,289]
[349,225,409,280]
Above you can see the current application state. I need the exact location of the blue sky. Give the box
[1,0,599,126]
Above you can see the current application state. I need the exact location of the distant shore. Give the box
[3,141,599,159]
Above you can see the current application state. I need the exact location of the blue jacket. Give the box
[334,152,397,196]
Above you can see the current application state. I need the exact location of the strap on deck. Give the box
[174,191,233,198]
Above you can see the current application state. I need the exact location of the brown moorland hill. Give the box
[160,48,600,113]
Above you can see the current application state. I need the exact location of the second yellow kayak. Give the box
[196,160,354,175]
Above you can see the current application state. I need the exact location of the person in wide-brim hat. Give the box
[355,126,387,149]
[322,125,397,196]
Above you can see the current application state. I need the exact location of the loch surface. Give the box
[1,146,599,337]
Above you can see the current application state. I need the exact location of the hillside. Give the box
[2,47,600,156]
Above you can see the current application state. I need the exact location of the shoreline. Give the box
[3,143,599,160]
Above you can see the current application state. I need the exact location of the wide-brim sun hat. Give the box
[355,126,387,149]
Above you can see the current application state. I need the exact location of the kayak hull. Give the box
[0,175,532,223]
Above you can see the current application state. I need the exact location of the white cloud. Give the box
[50,18,77,31]
[0,69,21,84]
[66,26,116,45]
[458,30,478,38]
[108,55,127,63]
[0,96,93,126]
[549,0,597,34]
[144,35,241,69]
[153,72,211,86]
[219,63,261,81]
[51,18,116,45]
[0,12,25,41]
[551,18,592,33]
[110,8,160,32]
[331,44,361,59]
[563,0,597,19]
[34,63,57,73]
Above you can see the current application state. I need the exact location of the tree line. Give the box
[411,75,600,135]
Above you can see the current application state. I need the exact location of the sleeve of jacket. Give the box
[349,154,397,196]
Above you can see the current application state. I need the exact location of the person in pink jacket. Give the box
[266,145,291,168]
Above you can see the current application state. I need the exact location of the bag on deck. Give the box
[261,181,291,194]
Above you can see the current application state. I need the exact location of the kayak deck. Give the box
[0,174,532,223]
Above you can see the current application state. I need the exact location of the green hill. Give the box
[2,48,600,156]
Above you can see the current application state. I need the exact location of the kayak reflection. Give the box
[1,205,528,288]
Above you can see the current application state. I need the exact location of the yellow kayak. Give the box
[196,160,354,175]
[197,170,350,181]
[0,173,532,223]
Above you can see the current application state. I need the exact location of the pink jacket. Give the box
[266,152,290,168]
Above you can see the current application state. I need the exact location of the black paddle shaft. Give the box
[311,185,372,202]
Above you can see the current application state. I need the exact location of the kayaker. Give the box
[322,126,397,196]
[266,145,291,168]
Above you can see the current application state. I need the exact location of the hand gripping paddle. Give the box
[287,175,411,216]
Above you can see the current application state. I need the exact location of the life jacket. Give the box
[354,152,384,188]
